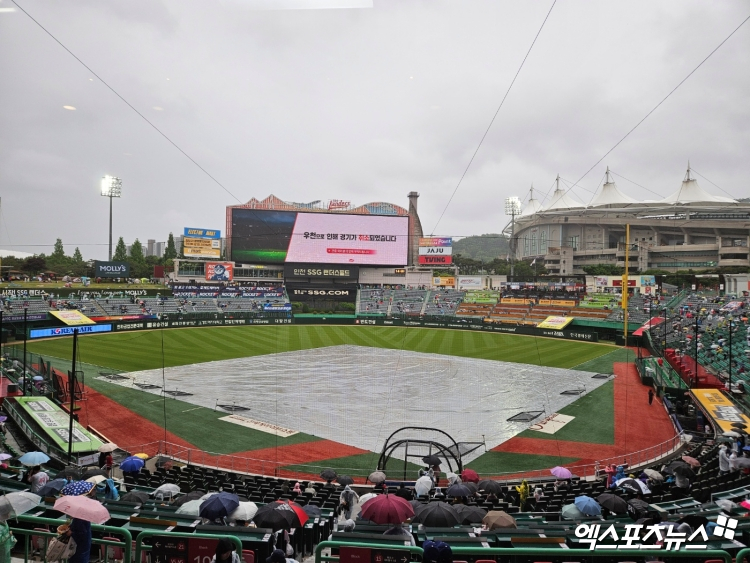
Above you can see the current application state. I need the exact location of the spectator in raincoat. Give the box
[609,466,626,489]
[515,479,529,510]
[339,485,358,520]
[0,521,16,563]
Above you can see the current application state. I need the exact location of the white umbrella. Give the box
[199,492,218,501]
[716,499,737,511]
[86,475,107,485]
[229,501,258,522]
[616,477,650,495]
[359,493,378,506]
[0,492,41,521]
[153,484,181,499]
[724,431,742,438]
[643,469,664,481]
[175,500,203,516]
[415,476,433,497]
[97,444,118,453]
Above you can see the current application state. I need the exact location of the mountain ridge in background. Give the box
[452,233,510,262]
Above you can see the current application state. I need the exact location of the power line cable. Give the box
[567,12,750,193]
[10,0,243,204]
[691,168,738,200]
[432,1,557,233]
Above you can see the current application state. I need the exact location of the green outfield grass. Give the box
[282,453,423,477]
[23,325,619,373]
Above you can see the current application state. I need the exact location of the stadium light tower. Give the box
[101,175,122,261]
[505,196,522,280]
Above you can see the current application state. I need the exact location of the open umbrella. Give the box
[681,456,701,467]
[672,464,697,478]
[38,479,67,498]
[61,481,94,497]
[643,469,664,481]
[723,431,742,438]
[359,494,414,525]
[176,500,203,516]
[561,503,586,520]
[97,443,118,453]
[0,492,40,521]
[664,461,690,475]
[454,504,487,525]
[0,454,11,462]
[411,501,460,527]
[18,452,50,466]
[119,457,144,473]
[482,510,516,529]
[616,478,650,495]
[716,499,738,512]
[461,469,479,483]
[302,504,322,517]
[551,466,572,479]
[253,501,305,531]
[86,475,107,485]
[229,501,258,522]
[574,495,601,516]
[121,491,150,504]
[463,482,478,495]
[597,493,628,514]
[154,484,181,499]
[446,484,471,498]
[54,468,81,481]
[132,453,149,460]
[283,500,309,527]
[54,495,110,524]
[359,493,378,506]
[337,476,354,486]
[734,457,750,469]
[171,490,204,506]
[414,476,433,497]
[199,492,240,521]
[368,471,386,484]
[477,480,502,495]
[319,468,337,481]
[422,455,441,466]
[82,468,107,479]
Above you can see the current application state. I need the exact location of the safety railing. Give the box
[11,514,132,563]
[314,540,733,563]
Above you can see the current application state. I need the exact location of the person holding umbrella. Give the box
[210,538,242,563]
[27,466,49,494]
[54,494,110,563]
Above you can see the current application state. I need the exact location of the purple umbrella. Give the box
[550,466,572,479]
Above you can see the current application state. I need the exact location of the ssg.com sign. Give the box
[95,261,130,278]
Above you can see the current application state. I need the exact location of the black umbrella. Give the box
[617,479,648,495]
[446,484,471,498]
[596,493,628,514]
[422,455,441,466]
[337,476,354,486]
[394,488,413,501]
[664,461,689,475]
[38,478,67,497]
[55,468,82,480]
[253,501,302,531]
[627,499,651,521]
[672,465,696,479]
[463,482,478,495]
[319,468,337,481]
[410,500,427,513]
[302,504,322,517]
[171,490,203,506]
[82,468,107,479]
[477,480,502,495]
[453,504,487,525]
[410,501,460,527]
[121,491,150,504]
[678,514,709,529]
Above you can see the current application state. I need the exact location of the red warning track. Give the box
[488,361,677,476]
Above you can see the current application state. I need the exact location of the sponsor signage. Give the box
[94,261,130,278]
[284,264,359,279]
[3,313,47,322]
[433,276,455,286]
[419,255,453,265]
[528,413,575,434]
[287,284,357,301]
[184,245,221,258]
[17,397,102,450]
[30,324,112,339]
[457,276,483,289]
[50,310,95,326]
[418,246,452,255]
[219,414,298,437]
[691,389,750,433]
[183,227,221,239]
[263,303,292,311]
[536,316,574,330]
[419,237,452,247]
[327,199,351,210]
[205,262,233,281]
[0,289,47,297]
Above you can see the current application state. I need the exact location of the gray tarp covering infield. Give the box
[104,345,606,461]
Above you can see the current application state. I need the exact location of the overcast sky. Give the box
[1,0,748,260]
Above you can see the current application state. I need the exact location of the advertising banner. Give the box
[612,279,637,287]
[691,389,750,432]
[595,276,608,286]
[432,277,455,286]
[457,276,483,289]
[184,228,221,239]
[205,263,233,281]
[418,246,453,256]
[419,237,452,247]
[286,284,357,301]
[50,310,95,326]
[419,255,453,265]
[536,316,574,329]
[285,213,409,265]
[284,264,359,279]
[641,275,656,287]
[30,324,113,339]
[184,245,221,259]
[94,261,130,278]
[263,303,292,311]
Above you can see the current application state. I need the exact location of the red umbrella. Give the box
[461,469,479,484]
[284,500,309,526]
[681,456,701,468]
[359,494,414,525]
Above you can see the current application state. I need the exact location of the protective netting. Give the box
[106,345,605,462]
